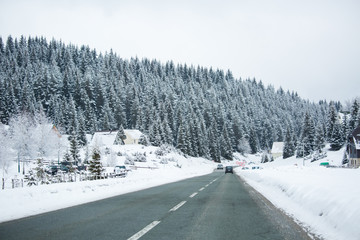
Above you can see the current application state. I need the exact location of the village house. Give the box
[91,131,118,147]
[347,127,360,168]
[123,129,143,145]
[271,142,284,159]
[91,129,143,147]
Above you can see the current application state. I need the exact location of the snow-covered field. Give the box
[0,144,215,223]
[235,148,360,240]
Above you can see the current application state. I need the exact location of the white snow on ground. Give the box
[1,143,359,240]
[0,145,215,223]
[235,147,360,240]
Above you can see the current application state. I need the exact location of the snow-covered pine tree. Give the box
[130,95,140,129]
[24,169,37,186]
[138,134,150,146]
[296,141,304,158]
[68,131,81,165]
[161,117,173,145]
[62,149,76,174]
[300,112,316,156]
[188,115,202,157]
[88,146,104,177]
[349,99,359,131]
[220,125,233,160]
[35,158,50,184]
[198,119,210,158]
[149,120,162,147]
[231,115,244,151]
[330,122,344,150]
[283,127,295,159]
[114,125,126,145]
[342,114,350,138]
[114,97,126,130]
[314,124,325,152]
[176,121,189,155]
[77,110,87,146]
[326,103,338,141]
[248,127,258,154]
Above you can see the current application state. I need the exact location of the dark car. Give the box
[76,165,87,172]
[59,165,69,173]
[225,166,233,174]
[46,165,59,175]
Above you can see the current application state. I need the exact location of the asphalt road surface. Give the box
[0,170,313,240]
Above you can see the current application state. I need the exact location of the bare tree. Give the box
[237,137,251,156]
[33,110,60,160]
[9,112,37,174]
[0,124,12,178]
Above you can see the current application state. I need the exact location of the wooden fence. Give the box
[1,166,159,190]
[2,173,117,190]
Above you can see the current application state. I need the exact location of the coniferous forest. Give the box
[0,35,342,161]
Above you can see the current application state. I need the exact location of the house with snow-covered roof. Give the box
[123,129,143,145]
[271,142,284,159]
[91,131,118,147]
[91,129,143,146]
[348,127,360,168]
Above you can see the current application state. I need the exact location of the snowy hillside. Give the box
[235,147,360,240]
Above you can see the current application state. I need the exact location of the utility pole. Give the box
[17,152,20,173]
[303,142,305,167]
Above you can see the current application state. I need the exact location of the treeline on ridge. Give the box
[0,35,332,161]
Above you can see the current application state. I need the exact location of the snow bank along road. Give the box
[0,171,312,240]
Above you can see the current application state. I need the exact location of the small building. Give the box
[91,131,118,147]
[123,129,143,145]
[91,129,143,146]
[348,127,360,168]
[271,142,284,159]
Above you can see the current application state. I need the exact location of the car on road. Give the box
[225,166,233,174]
[217,164,224,170]
[114,165,127,177]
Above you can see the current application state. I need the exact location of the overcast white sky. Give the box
[0,0,359,103]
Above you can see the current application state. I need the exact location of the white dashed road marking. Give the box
[128,177,221,239]
[127,221,161,240]
[189,192,198,198]
[169,201,187,212]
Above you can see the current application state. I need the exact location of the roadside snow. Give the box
[235,148,360,240]
[0,145,215,223]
